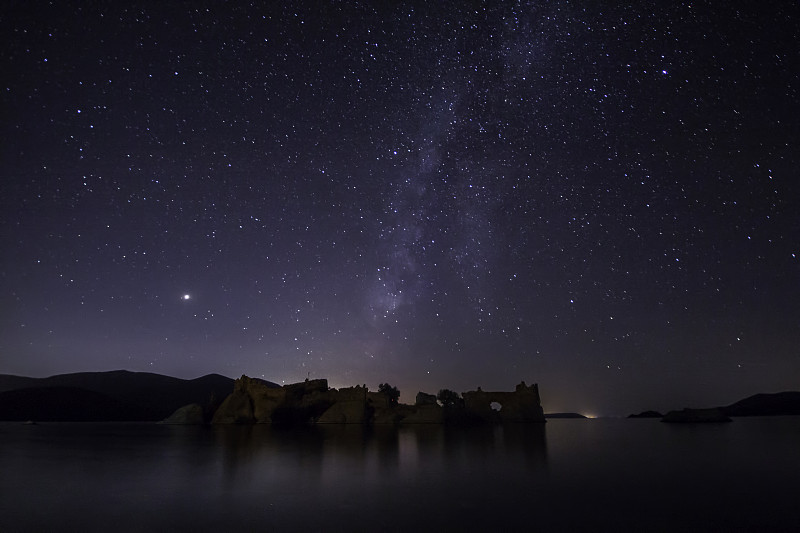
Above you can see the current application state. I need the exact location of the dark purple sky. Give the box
[2,2,798,415]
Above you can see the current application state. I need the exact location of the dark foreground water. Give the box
[1,417,799,532]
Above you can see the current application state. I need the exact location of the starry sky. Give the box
[2,2,799,415]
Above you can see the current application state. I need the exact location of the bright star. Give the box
[182,294,191,300]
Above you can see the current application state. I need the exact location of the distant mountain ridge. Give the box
[628,391,800,419]
[720,391,800,417]
[0,370,278,421]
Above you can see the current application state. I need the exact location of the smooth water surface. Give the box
[1,418,799,531]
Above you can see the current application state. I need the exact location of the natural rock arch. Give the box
[461,382,545,423]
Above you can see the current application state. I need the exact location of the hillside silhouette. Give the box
[721,391,800,417]
[0,370,277,421]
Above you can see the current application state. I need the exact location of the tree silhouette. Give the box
[378,383,400,405]
[437,389,463,408]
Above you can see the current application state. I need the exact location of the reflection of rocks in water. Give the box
[371,425,402,471]
[207,422,548,494]
[501,424,548,468]
[162,424,216,457]
[213,425,326,485]
[318,424,370,451]
[318,425,405,480]
[394,424,549,478]
[212,424,265,482]
[435,425,546,467]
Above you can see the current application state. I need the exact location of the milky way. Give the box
[2,2,798,414]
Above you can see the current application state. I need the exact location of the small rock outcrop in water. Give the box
[661,408,732,423]
[628,410,664,418]
[160,403,205,425]
[211,376,546,425]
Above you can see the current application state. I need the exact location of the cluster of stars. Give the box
[1,1,798,414]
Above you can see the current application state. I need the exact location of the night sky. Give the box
[2,2,798,415]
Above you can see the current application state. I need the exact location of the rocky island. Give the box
[631,391,800,423]
[190,375,546,426]
[627,410,664,418]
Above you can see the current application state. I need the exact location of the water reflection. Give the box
[184,423,551,530]
[3,420,798,531]
[208,423,548,491]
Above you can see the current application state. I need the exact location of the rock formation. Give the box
[317,386,369,424]
[398,391,444,423]
[212,376,546,426]
[160,403,205,425]
[415,391,438,406]
[462,382,546,423]
[213,376,318,425]
[400,403,443,424]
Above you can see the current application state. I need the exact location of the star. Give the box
[1,1,797,416]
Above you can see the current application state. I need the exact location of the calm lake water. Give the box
[1,418,799,532]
